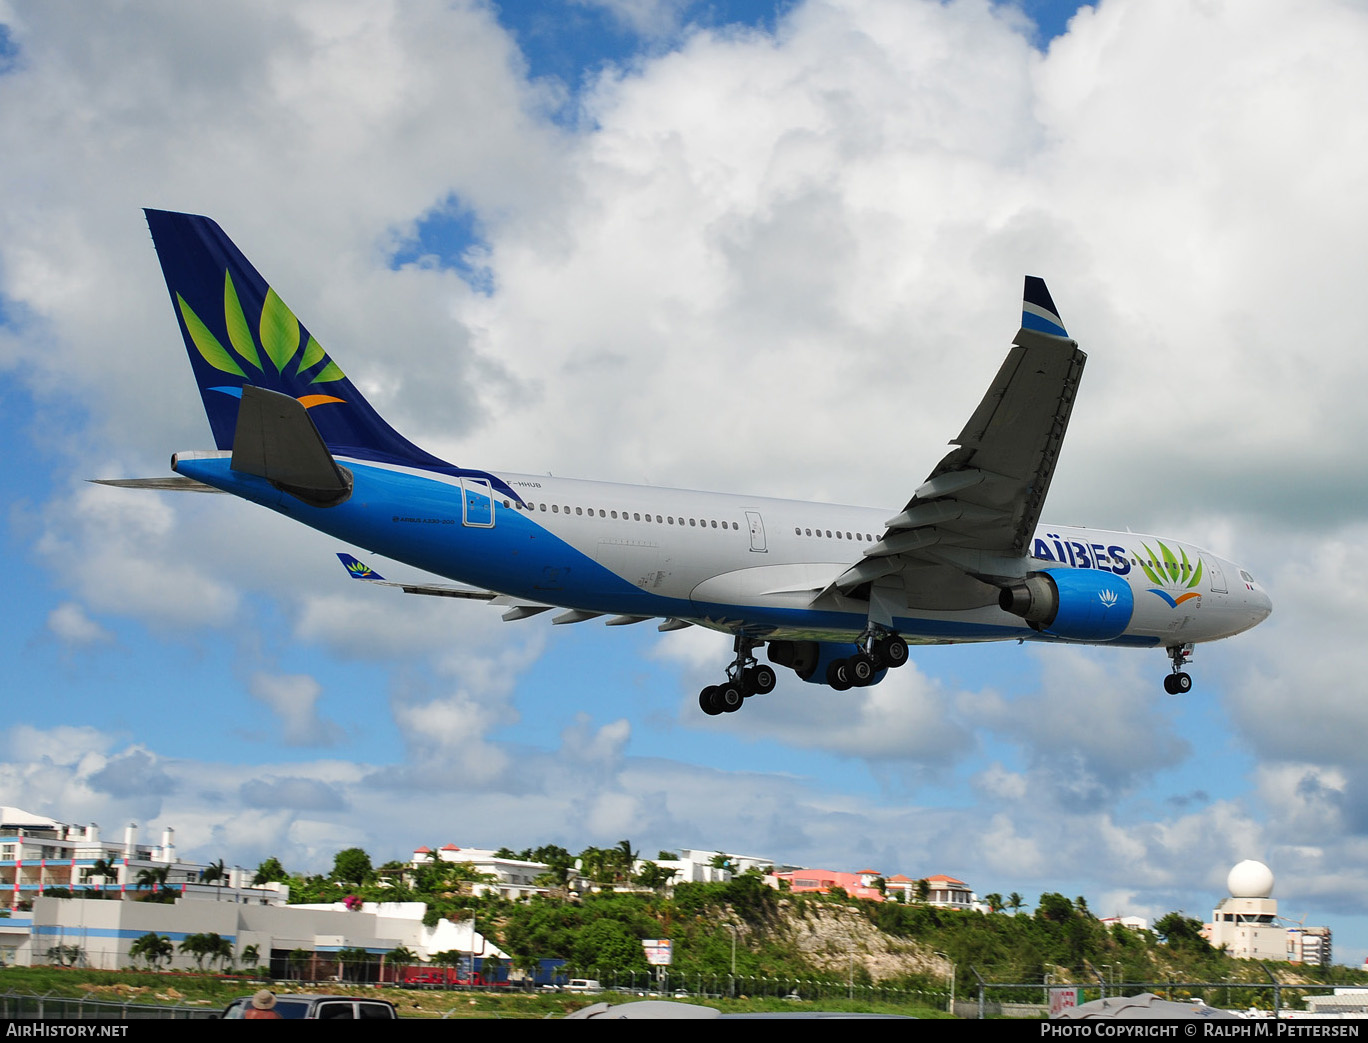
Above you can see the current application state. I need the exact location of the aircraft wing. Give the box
[832,277,1086,597]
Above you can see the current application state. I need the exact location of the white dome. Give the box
[1227,860,1274,898]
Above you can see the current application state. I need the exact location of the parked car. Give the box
[221,994,398,1019]
[562,979,604,994]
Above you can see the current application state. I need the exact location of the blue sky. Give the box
[4,0,1368,967]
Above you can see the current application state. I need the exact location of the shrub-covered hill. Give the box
[486,879,1368,1004]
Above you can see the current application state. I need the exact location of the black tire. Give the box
[700,686,724,715]
[719,682,745,712]
[876,635,909,669]
[849,653,877,686]
[748,665,777,695]
[1175,671,1192,693]
[826,659,852,692]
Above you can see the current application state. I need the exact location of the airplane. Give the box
[101,210,1272,717]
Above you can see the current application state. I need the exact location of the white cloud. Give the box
[46,601,111,644]
[249,671,345,748]
[4,0,1368,951]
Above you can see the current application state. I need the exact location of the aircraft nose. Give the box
[1248,586,1273,625]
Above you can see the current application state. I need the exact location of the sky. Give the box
[2,0,1368,966]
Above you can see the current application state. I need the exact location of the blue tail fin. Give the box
[337,553,385,580]
[144,209,450,470]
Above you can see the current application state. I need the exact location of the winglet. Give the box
[337,553,385,581]
[1020,276,1068,338]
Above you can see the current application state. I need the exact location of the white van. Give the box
[563,979,604,994]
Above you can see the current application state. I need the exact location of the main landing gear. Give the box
[824,630,910,692]
[1163,643,1194,695]
[699,635,778,716]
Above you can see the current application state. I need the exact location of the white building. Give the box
[0,807,287,910]
[653,849,776,885]
[16,896,505,974]
[1203,860,1332,966]
[408,844,551,900]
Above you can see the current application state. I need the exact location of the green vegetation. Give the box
[27,840,1361,1018]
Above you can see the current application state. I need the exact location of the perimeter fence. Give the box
[554,967,946,1008]
[958,971,1337,1019]
[0,991,219,1019]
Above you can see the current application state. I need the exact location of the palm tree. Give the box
[130,933,174,970]
[288,948,311,981]
[577,847,613,888]
[252,856,287,885]
[1007,892,1025,914]
[240,943,261,971]
[136,865,170,896]
[179,933,209,971]
[385,945,416,983]
[83,857,118,887]
[633,861,677,892]
[201,859,228,900]
[612,839,639,883]
[211,933,234,972]
[982,892,1004,913]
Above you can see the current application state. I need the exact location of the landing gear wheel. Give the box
[745,664,777,695]
[700,685,724,715]
[875,635,909,670]
[848,653,878,687]
[1163,672,1192,695]
[1164,644,1194,695]
[826,659,853,692]
[718,682,745,712]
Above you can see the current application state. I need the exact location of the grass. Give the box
[0,967,951,1018]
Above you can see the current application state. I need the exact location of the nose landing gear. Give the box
[1163,643,1193,695]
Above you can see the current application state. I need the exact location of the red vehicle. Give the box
[399,967,507,987]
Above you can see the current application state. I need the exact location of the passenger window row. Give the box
[502,499,741,531]
[795,526,877,542]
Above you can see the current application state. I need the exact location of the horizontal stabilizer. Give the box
[89,476,224,493]
[233,386,352,506]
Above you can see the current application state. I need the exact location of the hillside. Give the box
[482,877,1368,1010]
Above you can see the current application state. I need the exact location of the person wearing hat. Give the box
[243,989,282,1019]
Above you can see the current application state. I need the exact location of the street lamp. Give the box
[722,923,737,997]
[934,951,955,1015]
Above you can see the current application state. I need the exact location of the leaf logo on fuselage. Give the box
[1140,539,1203,608]
[175,270,346,408]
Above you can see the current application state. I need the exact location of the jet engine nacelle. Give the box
[767,640,886,687]
[998,568,1135,641]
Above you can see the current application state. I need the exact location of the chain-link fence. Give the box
[0,992,220,1019]
[958,971,1334,1019]
[557,968,946,1008]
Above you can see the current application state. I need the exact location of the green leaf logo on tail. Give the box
[177,270,346,407]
